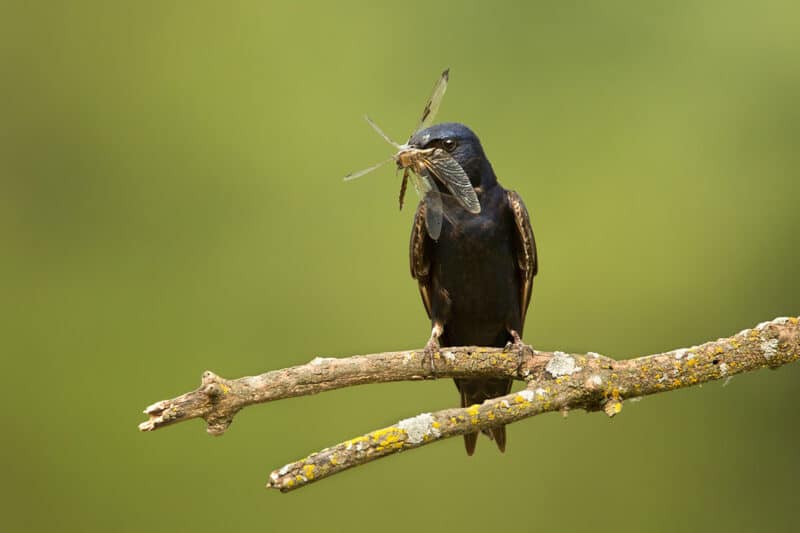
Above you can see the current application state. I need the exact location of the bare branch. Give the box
[139,316,800,492]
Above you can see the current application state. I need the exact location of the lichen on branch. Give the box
[139,316,800,492]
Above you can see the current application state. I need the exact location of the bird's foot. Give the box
[504,329,533,376]
[423,337,440,377]
[423,323,444,378]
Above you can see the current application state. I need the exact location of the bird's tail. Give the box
[454,377,513,455]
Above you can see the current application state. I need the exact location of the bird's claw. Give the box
[504,330,532,376]
[423,338,440,378]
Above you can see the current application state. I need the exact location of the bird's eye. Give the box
[442,139,457,152]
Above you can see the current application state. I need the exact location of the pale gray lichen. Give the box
[673,349,688,360]
[398,413,440,444]
[589,375,603,386]
[719,362,729,376]
[760,337,778,360]
[534,388,547,398]
[517,390,535,402]
[443,351,456,362]
[278,463,292,476]
[546,352,581,377]
[500,400,510,408]
[773,317,790,325]
[587,352,602,359]
[309,356,337,365]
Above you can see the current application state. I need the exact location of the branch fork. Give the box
[139,316,800,492]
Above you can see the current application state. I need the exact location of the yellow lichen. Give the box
[303,465,316,480]
[370,427,404,447]
[467,405,480,425]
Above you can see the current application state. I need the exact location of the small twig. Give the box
[139,316,800,492]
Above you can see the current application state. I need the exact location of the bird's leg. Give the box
[506,329,523,349]
[504,328,531,376]
[423,322,444,377]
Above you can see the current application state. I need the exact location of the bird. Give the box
[408,122,538,455]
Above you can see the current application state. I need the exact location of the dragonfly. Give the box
[344,69,481,240]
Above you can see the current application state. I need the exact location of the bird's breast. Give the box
[428,187,520,345]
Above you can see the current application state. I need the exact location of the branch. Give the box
[139,316,800,492]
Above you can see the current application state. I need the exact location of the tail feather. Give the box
[463,432,478,456]
[455,377,512,455]
[489,425,506,453]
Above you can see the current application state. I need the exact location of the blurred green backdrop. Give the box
[2,1,799,532]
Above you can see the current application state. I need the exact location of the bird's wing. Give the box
[507,190,538,324]
[409,202,433,318]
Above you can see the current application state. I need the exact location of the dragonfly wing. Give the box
[410,169,430,197]
[343,157,393,181]
[408,170,442,239]
[364,115,401,149]
[416,69,449,132]
[424,190,443,240]
[423,149,481,213]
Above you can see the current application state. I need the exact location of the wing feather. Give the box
[409,202,433,318]
[507,190,537,324]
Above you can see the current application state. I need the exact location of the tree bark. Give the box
[138,316,800,492]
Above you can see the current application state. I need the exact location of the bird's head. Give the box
[407,123,496,189]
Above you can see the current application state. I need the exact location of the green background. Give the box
[2,1,799,531]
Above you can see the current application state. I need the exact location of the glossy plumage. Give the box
[409,123,537,455]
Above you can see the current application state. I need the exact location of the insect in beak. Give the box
[343,69,480,240]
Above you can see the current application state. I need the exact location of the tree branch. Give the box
[139,316,800,492]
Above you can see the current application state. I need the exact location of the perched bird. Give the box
[409,122,538,455]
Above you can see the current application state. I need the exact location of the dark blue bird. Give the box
[408,122,538,455]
